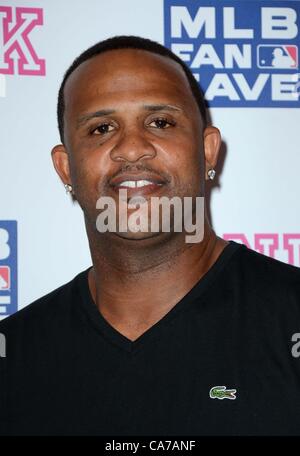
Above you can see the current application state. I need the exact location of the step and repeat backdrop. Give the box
[0,0,300,318]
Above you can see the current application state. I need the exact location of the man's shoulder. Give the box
[237,243,300,278]
[0,268,89,334]
[234,242,300,298]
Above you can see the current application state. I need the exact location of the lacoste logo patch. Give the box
[209,385,237,400]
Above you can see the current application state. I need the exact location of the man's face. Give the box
[53,49,218,241]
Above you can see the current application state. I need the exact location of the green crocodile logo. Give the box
[209,385,237,400]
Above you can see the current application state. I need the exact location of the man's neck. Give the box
[86,220,228,341]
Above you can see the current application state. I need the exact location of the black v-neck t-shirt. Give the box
[1,241,300,436]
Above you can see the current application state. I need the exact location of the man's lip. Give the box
[110,182,166,198]
[109,173,167,187]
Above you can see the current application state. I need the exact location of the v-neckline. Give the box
[78,241,242,353]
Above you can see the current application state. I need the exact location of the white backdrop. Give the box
[0,0,299,318]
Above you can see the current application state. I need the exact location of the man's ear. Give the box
[51,144,71,187]
[203,126,221,180]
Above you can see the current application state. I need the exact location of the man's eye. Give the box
[91,123,114,135]
[149,118,175,129]
[90,118,174,135]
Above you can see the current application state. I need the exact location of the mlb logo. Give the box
[0,221,17,316]
[257,45,298,69]
[0,266,10,290]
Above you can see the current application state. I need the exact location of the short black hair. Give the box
[57,35,207,143]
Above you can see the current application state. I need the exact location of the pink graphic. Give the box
[0,266,10,290]
[0,6,45,75]
[223,233,300,267]
[283,234,300,266]
[254,234,279,258]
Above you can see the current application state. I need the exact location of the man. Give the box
[0,35,300,436]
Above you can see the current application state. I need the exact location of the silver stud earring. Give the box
[64,183,73,194]
[207,169,216,180]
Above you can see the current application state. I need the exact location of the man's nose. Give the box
[110,128,157,163]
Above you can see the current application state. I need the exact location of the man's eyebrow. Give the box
[76,104,183,126]
[143,104,183,113]
[77,109,115,126]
